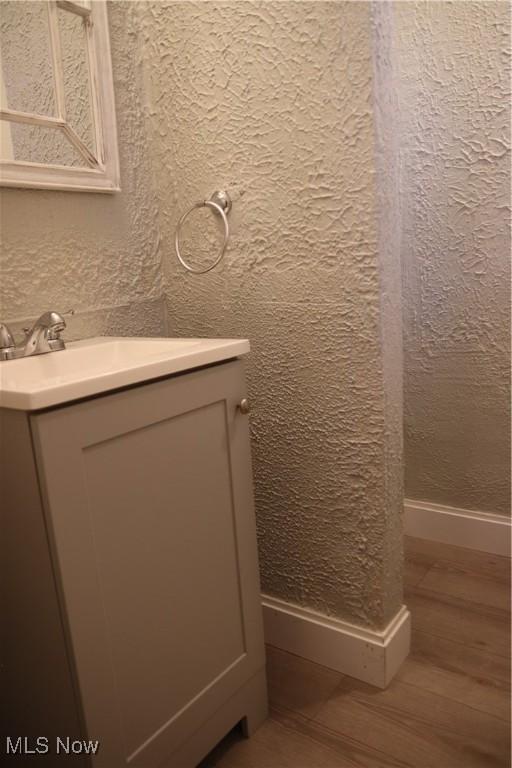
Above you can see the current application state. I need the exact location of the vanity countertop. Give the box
[0,336,250,410]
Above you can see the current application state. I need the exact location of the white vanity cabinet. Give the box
[1,358,267,768]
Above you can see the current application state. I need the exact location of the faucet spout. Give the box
[23,311,67,356]
[0,310,67,360]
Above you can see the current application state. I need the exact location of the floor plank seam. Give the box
[411,627,512,658]
[404,623,512,659]
[383,677,512,725]
[407,586,512,618]
[270,705,412,768]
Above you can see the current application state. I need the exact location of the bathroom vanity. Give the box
[1,337,267,768]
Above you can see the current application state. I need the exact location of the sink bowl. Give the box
[0,336,250,410]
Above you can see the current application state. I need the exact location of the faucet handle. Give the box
[0,323,15,351]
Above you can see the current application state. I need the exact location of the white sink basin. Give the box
[0,336,249,410]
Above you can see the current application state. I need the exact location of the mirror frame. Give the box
[0,0,120,193]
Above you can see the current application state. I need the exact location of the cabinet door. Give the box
[31,360,265,768]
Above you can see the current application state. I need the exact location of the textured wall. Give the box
[395,1,511,514]
[0,3,166,341]
[138,0,403,628]
[372,1,404,621]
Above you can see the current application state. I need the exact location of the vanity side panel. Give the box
[0,408,86,765]
[30,360,266,768]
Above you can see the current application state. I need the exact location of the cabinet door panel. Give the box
[31,361,264,768]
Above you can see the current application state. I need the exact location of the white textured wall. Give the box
[0,0,405,630]
[139,0,404,628]
[396,1,511,515]
[0,3,166,340]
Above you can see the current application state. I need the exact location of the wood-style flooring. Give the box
[201,536,511,768]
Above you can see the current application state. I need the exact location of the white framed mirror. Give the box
[0,0,120,192]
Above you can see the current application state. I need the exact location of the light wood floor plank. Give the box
[418,560,511,612]
[405,585,511,658]
[405,536,511,582]
[266,645,343,719]
[314,675,510,768]
[272,706,411,768]
[202,716,361,768]
[396,630,511,722]
[404,558,432,588]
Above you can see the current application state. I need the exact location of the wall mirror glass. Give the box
[0,0,120,192]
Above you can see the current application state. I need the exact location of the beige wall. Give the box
[0,3,166,340]
[0,1,406,631]
[138,0,404,629]
[395,1,511,515]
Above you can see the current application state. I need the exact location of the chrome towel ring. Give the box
[175,190,232,274]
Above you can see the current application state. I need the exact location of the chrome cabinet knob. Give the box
[238,398,250,415]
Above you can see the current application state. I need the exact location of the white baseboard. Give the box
[261,595,410,689]
[404,498,511,557]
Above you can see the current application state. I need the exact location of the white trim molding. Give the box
[261,595,410,689]
[404,498,511,557]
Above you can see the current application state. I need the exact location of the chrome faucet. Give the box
[0,311,67,361]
